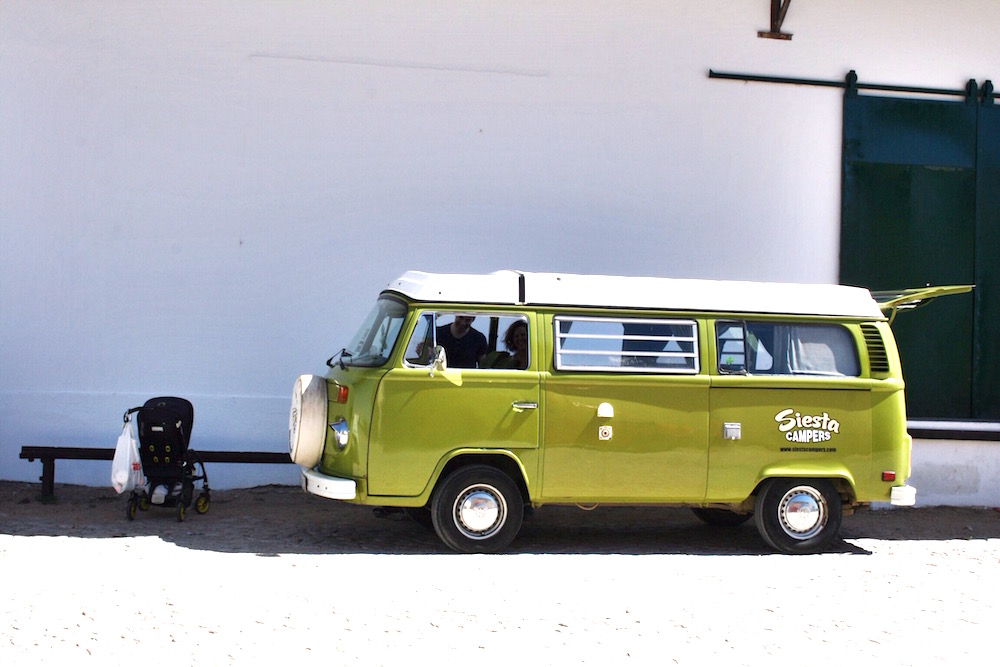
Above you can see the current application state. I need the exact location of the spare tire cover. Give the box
[289,374,328,468]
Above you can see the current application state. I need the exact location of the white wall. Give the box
[3,1,999,492]
[912,440,1000,507]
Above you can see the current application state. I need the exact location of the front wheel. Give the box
[195,493,210,514]
[753,478,843,554]
[431,466,524,553]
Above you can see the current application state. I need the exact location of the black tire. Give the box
[431,466,524,553]
[691,507,753,527]
[126,499,138,521]
[176,501,186,522]
[753,478,843,554]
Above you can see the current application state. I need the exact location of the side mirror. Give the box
[432,345,448,374]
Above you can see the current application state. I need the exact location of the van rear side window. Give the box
[716,321,860,377]
[554,316,699,373]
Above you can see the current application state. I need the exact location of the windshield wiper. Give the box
[326,348,352,370]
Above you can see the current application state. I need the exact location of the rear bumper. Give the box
[890,484,917,506]
[301,467,357,500]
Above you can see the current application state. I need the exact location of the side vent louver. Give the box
[861,324,890,373]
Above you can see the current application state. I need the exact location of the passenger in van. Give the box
[437,315,488,368]
[496,320,529,369]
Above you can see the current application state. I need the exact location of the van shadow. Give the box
[3,483,998,556]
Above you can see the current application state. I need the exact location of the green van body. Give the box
[289,270,932,554]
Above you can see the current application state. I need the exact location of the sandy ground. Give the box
[2,481,999,665]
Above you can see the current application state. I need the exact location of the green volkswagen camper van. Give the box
[289,270,960,554]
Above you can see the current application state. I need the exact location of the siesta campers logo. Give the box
[774,408,840,444]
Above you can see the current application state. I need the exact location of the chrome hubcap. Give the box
[454,484,506,539]
[778,485,827,540]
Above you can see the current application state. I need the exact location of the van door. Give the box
[367,311,540,498]
[707,321,873,500]
[540,315,710,502]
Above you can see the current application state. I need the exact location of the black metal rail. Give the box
[708,69,995,103]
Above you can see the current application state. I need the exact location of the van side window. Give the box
[403,313,436,366]
[554,316,699,373]
[716,321,859,377]
[717,324,748,372]
[402,312,530,370]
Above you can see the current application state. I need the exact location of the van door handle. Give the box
[511,401,538,412]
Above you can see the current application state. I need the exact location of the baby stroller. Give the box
[123,397,210,521]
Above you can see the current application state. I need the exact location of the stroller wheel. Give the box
[195,493,210,514]
[176,501,186,522]
[126,499,138,521]
[139,496,151,511]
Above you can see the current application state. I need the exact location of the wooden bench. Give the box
[19,446,293,499]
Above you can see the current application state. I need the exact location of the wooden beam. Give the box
[758,0,793,40]
[20,446,293,499]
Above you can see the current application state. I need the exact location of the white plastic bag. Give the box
[111,419,144,494]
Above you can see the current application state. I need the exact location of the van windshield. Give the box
[342,297,407,367]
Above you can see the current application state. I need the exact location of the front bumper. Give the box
[301,467,357,500]
[890,484,917,506]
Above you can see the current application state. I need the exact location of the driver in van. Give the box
[437,314,488,368]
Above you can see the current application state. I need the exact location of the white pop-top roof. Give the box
[385,270,886,319]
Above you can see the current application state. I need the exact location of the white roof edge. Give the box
[385,270,524,306]
[384,270,885,319]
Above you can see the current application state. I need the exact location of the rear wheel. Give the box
[431,466,523,553]
[176,501,186,522]
[753,478,842,554]
[126,499,138,521]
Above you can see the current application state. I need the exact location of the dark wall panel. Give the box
[841,93,985,419]
[975,104,1000,419]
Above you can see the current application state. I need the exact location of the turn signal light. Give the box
[334,385,349,404]
[882,471,896,482]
